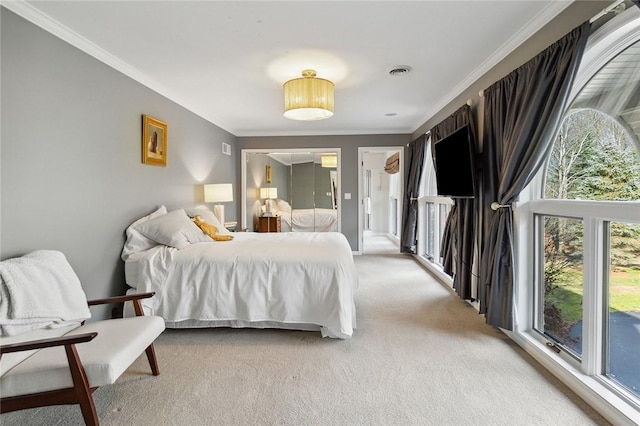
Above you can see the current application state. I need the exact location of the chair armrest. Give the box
[0,332,98,355]
[87,292,155,306]
[87,292,155,317]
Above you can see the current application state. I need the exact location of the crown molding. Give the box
[412,0,574,134]
[2,0,236,135]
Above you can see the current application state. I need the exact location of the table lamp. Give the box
[204,183,233,224]
[260,187,278,217]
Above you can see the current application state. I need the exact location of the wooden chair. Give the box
[0,292,165,426]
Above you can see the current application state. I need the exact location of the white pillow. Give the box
[184,207,231,236]
[133,208,211,249]
[121,205,168,260]
[275,199,291,213]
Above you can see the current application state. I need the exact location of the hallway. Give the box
[362,231,400,255]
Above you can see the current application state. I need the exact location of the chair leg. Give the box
[145,343,160,376]
[65,344,99,426]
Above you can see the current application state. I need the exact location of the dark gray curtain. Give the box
[479,21,590,330]
[430,105,478,300]
[400,134,427,253]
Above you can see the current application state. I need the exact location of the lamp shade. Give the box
[204,183,233,203]
[260,187,278,199]
[283,69,334,121]
[321,155,337,168]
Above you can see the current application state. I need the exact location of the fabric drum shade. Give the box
[284,70,334,121]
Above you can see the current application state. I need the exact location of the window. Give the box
[536,215,585,358]
[606,220,640,395]
[417,136,454,273]
[425,202,437,261]
[520,7,640,416]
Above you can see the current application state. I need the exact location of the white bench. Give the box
[0,292,165,426]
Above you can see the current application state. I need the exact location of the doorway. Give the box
[358,147,404,255]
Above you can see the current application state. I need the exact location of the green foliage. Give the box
[574,140,640,201]
[546,109,640,202]
[611,223,640,269]
[543,220,582,343]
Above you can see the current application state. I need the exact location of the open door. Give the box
[358,147,404,255]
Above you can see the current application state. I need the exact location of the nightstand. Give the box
[258,216,281,233]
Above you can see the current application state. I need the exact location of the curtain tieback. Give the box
[410,197,419,201]
[490,202,511,211]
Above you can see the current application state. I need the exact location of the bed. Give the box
[267,199,338,232]
[277,208,338,232]
[122,206,358,339]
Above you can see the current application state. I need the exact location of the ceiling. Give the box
[11,1,573,137]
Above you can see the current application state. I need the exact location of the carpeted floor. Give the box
[362,231,399,255]
[1,253,610,425]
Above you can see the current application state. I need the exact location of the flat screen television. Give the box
[432,124,477,198]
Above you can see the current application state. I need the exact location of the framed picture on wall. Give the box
[142,115,167,166]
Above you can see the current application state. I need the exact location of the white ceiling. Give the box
[11,1,572,137]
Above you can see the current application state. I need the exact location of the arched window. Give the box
[520,6,640,411]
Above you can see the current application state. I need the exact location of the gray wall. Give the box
[289,162,334,209]
[313,163,335,210]
[1,9,238,317]
[1,1,608,315]
[239,135,411,250]
[291,162,315,209]
[244,153,289,230]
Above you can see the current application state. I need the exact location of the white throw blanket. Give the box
[0,250,91,336]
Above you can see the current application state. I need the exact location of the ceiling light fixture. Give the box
[283,69,334,121]
[321,154,337,168]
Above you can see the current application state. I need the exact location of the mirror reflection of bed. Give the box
[242,149,340,233]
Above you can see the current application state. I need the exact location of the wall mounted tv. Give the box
[433,124,477,198]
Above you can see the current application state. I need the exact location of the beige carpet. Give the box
[362,232,399,255]
[2,253,609,425]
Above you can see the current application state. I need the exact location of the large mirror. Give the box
[241,149,340,233]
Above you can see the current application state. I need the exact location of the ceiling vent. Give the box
[389,66,412,76]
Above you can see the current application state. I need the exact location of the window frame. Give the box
[513,6,640,421]
[415,135,456,285]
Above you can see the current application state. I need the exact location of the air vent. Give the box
[222,142,231,156]
[389,66,412,76]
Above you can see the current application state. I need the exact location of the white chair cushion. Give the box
[0,316,165,398]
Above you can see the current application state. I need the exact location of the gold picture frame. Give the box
[142,115,167,166]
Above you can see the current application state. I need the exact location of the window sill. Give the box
[509,330,640,425]
[413,255,453,288]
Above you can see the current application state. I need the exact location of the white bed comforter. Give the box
[127,232,357,338]
[278,208,337,232]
